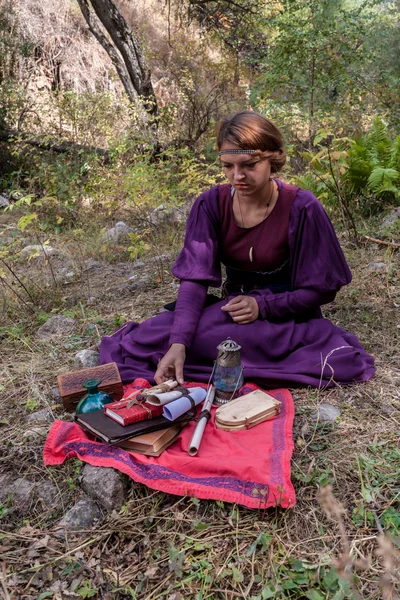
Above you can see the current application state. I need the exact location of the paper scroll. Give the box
[163,387,206,421]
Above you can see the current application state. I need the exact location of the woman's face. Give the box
[220,144,272,196]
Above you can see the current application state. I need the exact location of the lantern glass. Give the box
[213,364,244,393]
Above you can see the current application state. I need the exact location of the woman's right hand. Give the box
[154,343,186,384]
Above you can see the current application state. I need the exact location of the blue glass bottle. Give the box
[76,379,113,414]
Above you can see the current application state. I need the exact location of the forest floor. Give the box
[0,205,400,600]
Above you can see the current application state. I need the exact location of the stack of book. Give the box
[75,379,191,456]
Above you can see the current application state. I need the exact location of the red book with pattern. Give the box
[104,396,163,426]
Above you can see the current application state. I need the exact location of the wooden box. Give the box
[58,362,124,412]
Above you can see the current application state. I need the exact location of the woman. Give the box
[100,111,374,388]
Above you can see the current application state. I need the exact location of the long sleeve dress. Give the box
[99,181,375,388]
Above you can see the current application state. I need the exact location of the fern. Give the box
[390,135,400,171]
[367,167,400,197]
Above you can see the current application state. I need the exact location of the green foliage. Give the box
[248,559,353,600]
[294,118,400,218]
[352,440,400,536]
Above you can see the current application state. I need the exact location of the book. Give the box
[117,424,182,456]
[58,363,123,411]
[104,398,163,425]
[75,407,192,445]
[215,389,281,431]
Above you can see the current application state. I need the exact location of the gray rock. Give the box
[20,244,59,259]
[57,267,75,280]
[85,259,102,270]
[26,408,52,424]
[23,425,49,439]
[147,205,187,227]
[37,481,58,507]
[133,261,145,268]
[312,403,341,423]
[382,207,400,228]
[7,477,36,507]
[128,274,137,281]
[103,221,134,242]
[51,387,61,402]
[36,316,78,340]
[367,261,388,273]
[59,496,102,530]
[74,349,99,369]
[0,195,10,208]
[81,464,129,512]
[0,474,12,503]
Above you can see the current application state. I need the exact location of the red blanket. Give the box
[44,380,295,509]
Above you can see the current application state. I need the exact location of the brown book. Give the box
[117,424,182,456]
[58,362,124,411]
[75,407,192,445]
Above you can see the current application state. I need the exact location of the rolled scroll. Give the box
[145,390,183,406]
[187,386,215,456]
[163,387,206,421]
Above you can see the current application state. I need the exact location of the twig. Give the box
[363,235,400,249]
[0,258,36,304]
[0,278,35,314]
[1,563,11,600]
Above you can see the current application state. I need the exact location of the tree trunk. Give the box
[76,0,158,124]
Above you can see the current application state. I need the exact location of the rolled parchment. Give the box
[145,390,183,406]
[188,386,215,456]
[141,379,178,395]
[163,387,206,421]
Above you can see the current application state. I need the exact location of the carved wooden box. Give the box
[58,362,124,412]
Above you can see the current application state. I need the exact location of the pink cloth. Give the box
[44,380,296,509]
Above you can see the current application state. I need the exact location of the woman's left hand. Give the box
[221,295,259,324]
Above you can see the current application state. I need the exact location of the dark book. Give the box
[75,407,193,445]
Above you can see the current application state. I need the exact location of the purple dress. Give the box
[100,181,375,388]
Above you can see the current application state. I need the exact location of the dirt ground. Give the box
[0,213,399,599]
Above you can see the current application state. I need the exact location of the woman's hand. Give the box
[221,295,259,324]
[154,343,186,384]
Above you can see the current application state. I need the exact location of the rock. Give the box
[51,387,61,402]
[58,496,102,530]
[312,403,341,423]
[0,195,10,208]
[85,259,102,270]
[74,349,100,369]
[0,474,12,503]
[382,207,400,228]
[23,425,49,439]
[20,245,59,259]
[7,477,36,507]
[57,267,76,280]
[149,253,172,264]
[103,221,134,242]
[147,205,187,227]
[26,408,52,424]
[81,464,129,512]
[37,481,58,507]
[367,261,388,273]
[36,316,78,340]
[128,274,137,281]
[133,261,145,268]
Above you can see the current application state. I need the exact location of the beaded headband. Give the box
[218,149,257,155]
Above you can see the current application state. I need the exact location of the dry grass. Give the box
[0,216,399,599]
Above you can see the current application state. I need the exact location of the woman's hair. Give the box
[216,111,286,173]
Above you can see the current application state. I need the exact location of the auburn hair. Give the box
[216,111,286,173]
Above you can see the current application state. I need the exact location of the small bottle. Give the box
[76,379,113,414]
